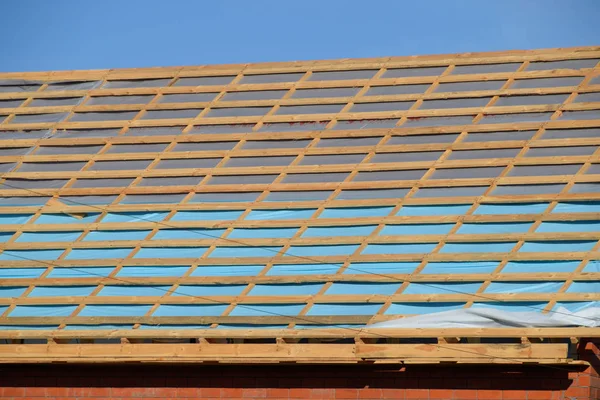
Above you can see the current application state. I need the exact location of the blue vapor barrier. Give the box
[135,247,208,258]
[138,324,211,330]
[249,283,324,296]
[191,265,265,276]
[0,232,14,242]
[0,325,59,330]
[473,203,549,215]
[152,228,227,240]
[344,262,421,275]
[209,246,282,258]
[216,324,289,329]
[420,261,499,274]
[441,242,517,253]
[29,286,96,297]
[567,282,600,292]
[285,245,359,257]
[0,287,27,297]
[403,282,482,294]
[171,210,244,221]
[553,201,600,213]
[0,268,46,278]
[0,249,65,261]
[583,260,600,272]
[472,302,547,311]
[35,213,102,224]
[319,206,393,219]
[363,243,438,254]
[0,214,32,224]
[380,224,455,235]
[553,301,599,312]
[396,204,472,216]
[326,282,401,295]
[117,266,190,277]
[101,212,169,222]
[0,306,7,315]
[47,267,115,278]
[307,303,384,316]
[485,281,564,293]
[519,241,597,252]
[303,225,376,237]
[98,286,171,296]
[246,209,317,220]
[536,221,600,232]
[229,303,305,316]
[64,324,133,330]
[267,264,339,275]
[10,305,78,317]
[502,261,582,273]
[84,230,152,241]
[67,248,134,260]
[457,222,533,234]
[385,302,465,314]
[173,285,247,296]
[229,227,299,239]
[16,231,82,242]
[79,305,153,316]
[154,304,229,316]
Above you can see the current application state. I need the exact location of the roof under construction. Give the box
[0,46,599,364]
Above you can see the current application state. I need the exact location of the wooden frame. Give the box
[0,46,599,363]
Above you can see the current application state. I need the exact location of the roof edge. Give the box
[1,45,599,81]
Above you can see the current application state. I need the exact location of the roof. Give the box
[0,46,599,364]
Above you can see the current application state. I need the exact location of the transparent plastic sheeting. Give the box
[368,305,600,328]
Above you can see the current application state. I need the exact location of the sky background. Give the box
[1,0,599,72]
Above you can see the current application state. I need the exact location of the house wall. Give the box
[0,343,599,400]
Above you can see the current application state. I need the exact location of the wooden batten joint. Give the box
[278,337,300,344]
[438,337,460,344]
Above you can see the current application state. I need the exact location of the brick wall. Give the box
[0,362,596,400]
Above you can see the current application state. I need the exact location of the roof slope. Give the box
[0,46,599,363]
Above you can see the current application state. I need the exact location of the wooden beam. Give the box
[0,327,596,339]
[0,342,569,363]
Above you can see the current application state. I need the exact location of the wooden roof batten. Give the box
[0,46,599,364]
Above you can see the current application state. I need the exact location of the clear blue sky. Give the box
[1,0,599,72]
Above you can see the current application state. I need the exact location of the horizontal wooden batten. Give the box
[0,292,597,306]
[3,104,600,132]
[1,272,599,287]
[1,79,598,106]
[0,232,599,251]
[0,327,596,339]
[2,139,600,165]
[0,252,597,267]
[2,212,599,233]
[0,342,570,364]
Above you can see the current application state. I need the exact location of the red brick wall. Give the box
[0,362,596,400]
